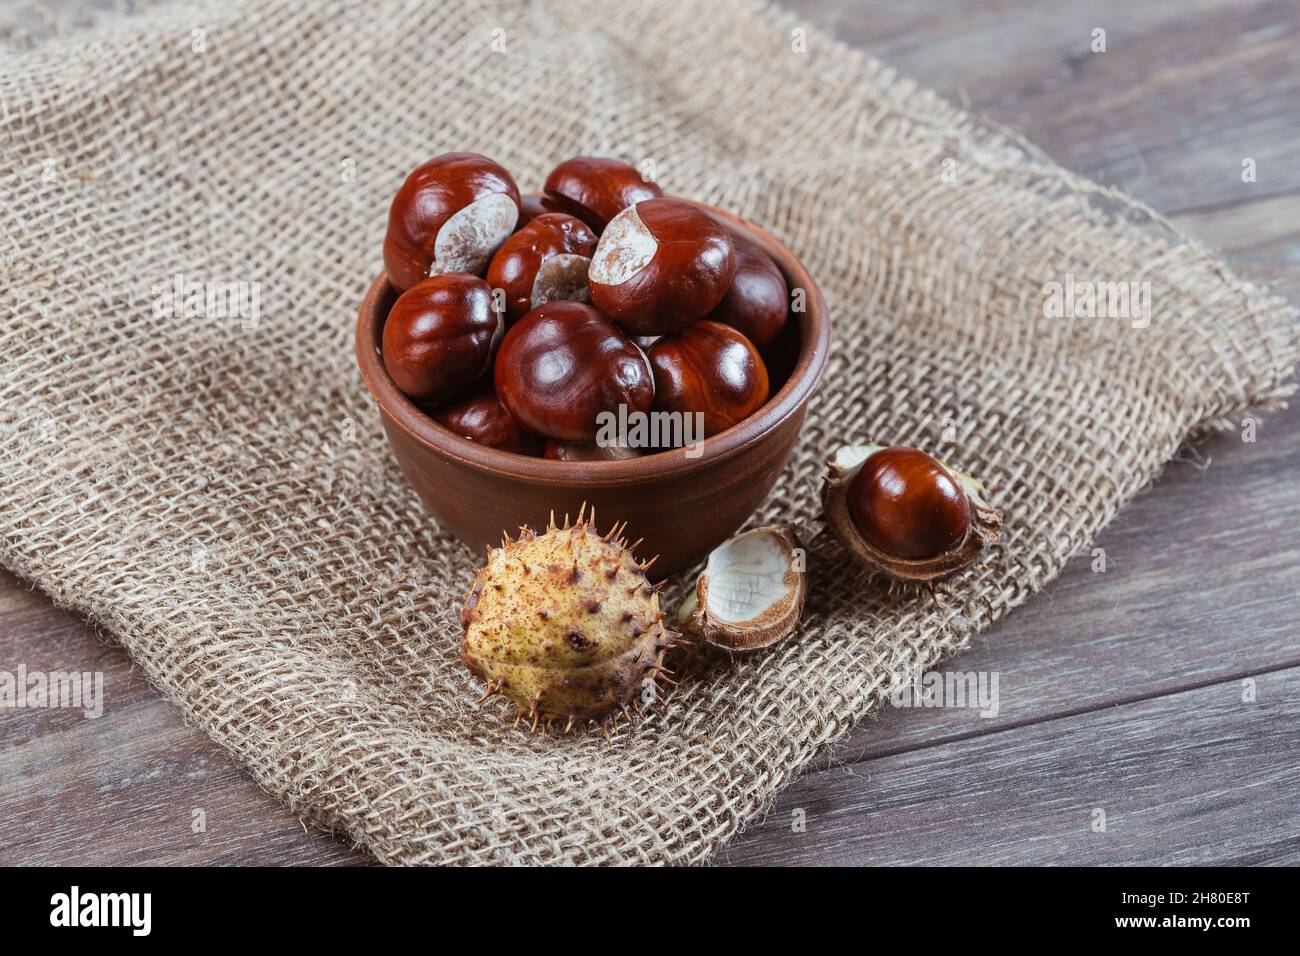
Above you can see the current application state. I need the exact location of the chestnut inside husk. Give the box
[822,444,1000,582]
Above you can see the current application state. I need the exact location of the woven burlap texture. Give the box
[2,0,1296,866]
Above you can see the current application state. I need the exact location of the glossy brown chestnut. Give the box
[822,443,1000,582]
[543,440,641,462]
[494,301,654,442]
[648,320,769,438]
[542,156,663,232]
[588,198,736,336]
[381,274,502,404]
[706,224,789,349]
[383,152,521,292]
[485,213,598,324]
[847,447,971,560]
[431,383,542,456]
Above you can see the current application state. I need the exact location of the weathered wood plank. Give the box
[784,0,1300,214]
[0,581,368,865]
[719,667,1300,865]
[1175,194,1300,301]
[0,696,370,865]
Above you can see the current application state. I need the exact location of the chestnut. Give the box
[588,198,736,336]
[431,382,542,456]
[494,301,654,442]
[486,213,598,324]
[543,440,641,462]
[647,320,768,438]
[542,156,663,232]
[381,274,502,403]
[705,224,789,349]
[383,152,521,292]
[821,444,1002,582]
[849,448,970,560]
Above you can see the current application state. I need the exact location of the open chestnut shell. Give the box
[431,382,543,456]
[494,301,654,443]
[648,320,768,438]
[383,152,521,292]
[542,156,663,232]
[588,198,736,336]
[381,274,502,404]
[677,525,806,652]
[486,213,597,324]
[822,445,1001,582]
[706,223,789,349]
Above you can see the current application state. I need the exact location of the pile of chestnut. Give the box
[380,153,792,460]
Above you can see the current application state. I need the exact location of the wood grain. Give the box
[0,577,369,865]
[2,0,1297,866]
[719,667,1300,865]
[786,0,1300,215]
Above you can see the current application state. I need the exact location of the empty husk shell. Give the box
[677,525,806,651]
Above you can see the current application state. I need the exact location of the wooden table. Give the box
[2,0,1297,866]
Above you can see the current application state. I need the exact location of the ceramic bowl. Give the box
[356,201,830,576]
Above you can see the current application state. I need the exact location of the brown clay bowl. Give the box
[356,201,831,576]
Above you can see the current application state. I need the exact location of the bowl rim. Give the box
[355,199,831,486]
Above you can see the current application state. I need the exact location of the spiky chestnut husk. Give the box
[822,444,1001,582]
[461,507,679,732]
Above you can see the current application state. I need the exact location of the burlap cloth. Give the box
[2,0,1296,866]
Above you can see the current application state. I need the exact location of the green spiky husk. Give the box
[461,510,677,729]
